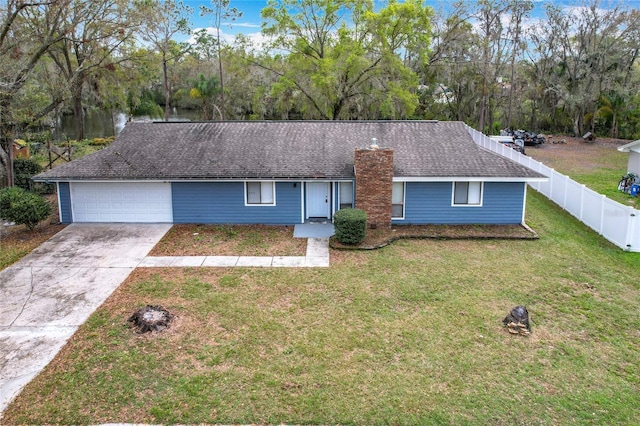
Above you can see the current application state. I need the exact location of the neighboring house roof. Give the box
[617,139,640,153]
[35,120,545,181]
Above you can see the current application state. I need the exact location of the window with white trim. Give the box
[392,182,405,218]
[339,182,353,209]
[246,181,275,205]
[453,181,482,206]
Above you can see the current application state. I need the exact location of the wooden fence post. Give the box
[47,137,53,170]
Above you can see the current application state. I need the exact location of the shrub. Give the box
[0,187,52,230]
[13,158,42,191]
[13,158,54,194]
[89,137,115,146]
[132,99,164,118]
[333,208,367,245]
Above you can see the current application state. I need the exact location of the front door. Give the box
[306,182,330,218]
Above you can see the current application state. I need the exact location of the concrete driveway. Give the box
[0,223,171,415]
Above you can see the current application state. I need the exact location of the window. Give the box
[453,182,482,206]
[392,182,405,218]
[339,182,353,209]
[246,181,275,205]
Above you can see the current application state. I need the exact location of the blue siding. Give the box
[58,182,72,223]
[393,181,525,225]
[172,181,302,224]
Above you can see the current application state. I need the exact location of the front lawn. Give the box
[0,223,65,269]
[149,224,306,256]
[0,194,65,270]
[3,190,639,425]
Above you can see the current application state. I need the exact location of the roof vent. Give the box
[370,138,379,150]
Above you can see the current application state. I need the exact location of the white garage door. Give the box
[71,182,173,223]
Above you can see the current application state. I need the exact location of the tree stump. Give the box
[502,305,531,336]
[128,305,173,333]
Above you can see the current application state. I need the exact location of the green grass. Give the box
[3,190,639,425]
[0,224,65,270]
[528,144,638,208]
[572,168,635,207]
[0,246,30,270]
[31,138,110,169]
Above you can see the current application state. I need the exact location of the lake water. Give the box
[58,108,203,140]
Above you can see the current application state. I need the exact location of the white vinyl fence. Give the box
[466,125,640,252]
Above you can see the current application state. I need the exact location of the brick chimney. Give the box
[354,140,394,229]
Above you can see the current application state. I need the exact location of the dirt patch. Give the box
[526,135,629,173]
[149,224,307,256]
[0,221,66,245]
[330,223,537,250]
[525,134,638,208]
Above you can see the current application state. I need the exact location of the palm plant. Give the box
[189,74,222,120]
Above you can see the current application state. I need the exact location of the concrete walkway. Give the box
[293,221,335,238]
[138,237,330,268]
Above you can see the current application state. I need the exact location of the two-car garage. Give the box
[69,182,173,223]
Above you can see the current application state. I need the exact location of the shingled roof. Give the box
[35,120,545,181]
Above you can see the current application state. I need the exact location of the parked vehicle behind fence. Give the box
[490,135,526,155]
[500,128,545,147]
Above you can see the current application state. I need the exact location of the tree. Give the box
[0,1,72,187]
[529,0,640,136]
[504,0,533,128]
[0,187,51,230]
[45,0,146,140]
[426,11,481,122]
[188,73,222,120]
[13,158,42,191]
[259,0,433,120]
[474,0,510,133]
[201,41,282,120]
[137,0,192,121]
[199,0,242,120]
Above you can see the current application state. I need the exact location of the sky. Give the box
[179,0,640,44]
[183,0,265,31]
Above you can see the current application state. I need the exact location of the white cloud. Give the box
[188,26,237,44]
[233,22,262,28]
[186,26,273,51]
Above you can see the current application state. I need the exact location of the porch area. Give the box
[293,221,335,238]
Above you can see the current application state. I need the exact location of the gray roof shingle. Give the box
[35,120,545,181]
